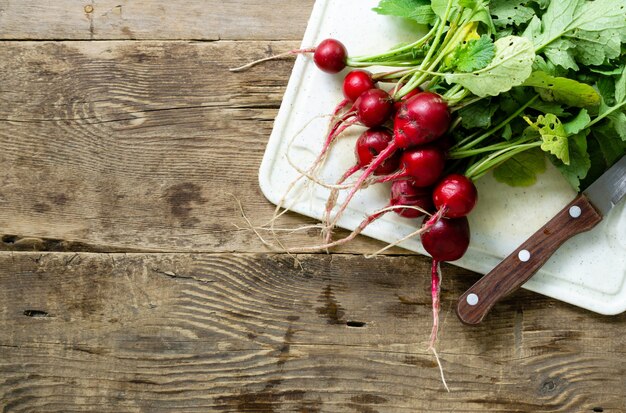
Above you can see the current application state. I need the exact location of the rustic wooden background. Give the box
[1,1,625,412]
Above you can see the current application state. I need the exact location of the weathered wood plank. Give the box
[0,40,395,254]
[0,252,624,412]
[0,0,314,40]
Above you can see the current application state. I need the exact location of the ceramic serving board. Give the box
[258,0,626,315]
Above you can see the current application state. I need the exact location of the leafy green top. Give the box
[372,0,436,24]
[365,0,625,190]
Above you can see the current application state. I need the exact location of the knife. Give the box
[456,155,626,325]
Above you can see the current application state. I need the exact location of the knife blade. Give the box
[456,155,626,325]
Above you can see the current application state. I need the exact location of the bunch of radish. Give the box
[304,40,478,263]
[233,39,479,367]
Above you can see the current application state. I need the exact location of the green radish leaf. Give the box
[530,0,549,9]
[590,67,625,76]
[431,0,461,20]
[493,147,546,186]
[523,0,626,69]
[580,136,609,190]
[542,39,579,70]
[564,109,591,135]
[526,114,570,164]
[444,35,535,96]
[373,0,435,24]
[463,0,496,31]
[615,65,626,104]
[431,0,490,25]
[593,124,626,165]
[531,55,565,77]
[597,65,626,141]
[502,123,513,140]
[609,112,626,141]
[522,71,600,108]
[490,0,535,28]
[458,99,498,128]
[530,99,567,116]
[553,131,591,191]
[571,29,622,67]
[449,35,496,72]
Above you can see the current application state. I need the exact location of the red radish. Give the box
[316,85,391,173]
[420,216,470,262]
[323,90,392,163]
[314,39,348,73]
[229,38,347,73]
[330,70,377,119]
[420,215,471,356]
[394,92,451,148]
[326,91,450,231]
[318,89,393,175]
[390,180,433,218]
[375,145,446,187]
[398,146,446,186]
[433,174,478,218]
[355,128,401,176]
[343,70,377,102]
[392,85,422,112]
[354,89,393,127]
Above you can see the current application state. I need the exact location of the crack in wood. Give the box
[23,310,52,318]
[0,103,278,124]
[0,234,146,253]
[151,267,215,284]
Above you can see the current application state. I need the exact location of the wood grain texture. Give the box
[0,0,314,40]
[1,252,625,412]
[0,40,396,254]
[3,1,626,411]
[457,194,603,325]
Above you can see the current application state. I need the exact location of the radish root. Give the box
[230,193,303,269]
[287,209,386,253]
[428,260,442,350]
[428,260,449,392]
[364,207,444,258]
[263,113,336,231]
[430,347,450,392]
[229,47,316,72]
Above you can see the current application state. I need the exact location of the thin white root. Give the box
[233,223,325,233]
[286,156,356,190]
[262,114,334,229]
[322,189,340,243]
[230,193,303,268]
[286,210,384,253]
[363,216,430,258]
[430,347,450,392]
[229,48,315,72]
[230,193,275,249]
[371,204,432,217]
[266,111,355,241]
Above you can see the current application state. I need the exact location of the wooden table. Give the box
[1,1,625,411]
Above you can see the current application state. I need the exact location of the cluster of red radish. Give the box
[234,38,482,381]
[310,39,478,265]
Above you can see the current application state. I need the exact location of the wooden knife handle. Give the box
[456,194,603,325]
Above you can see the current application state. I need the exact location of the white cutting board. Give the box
[258,0,626,315]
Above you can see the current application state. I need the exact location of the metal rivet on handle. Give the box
[466,293,479,306]
[569,205,582,218]
[518,249,531,262]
